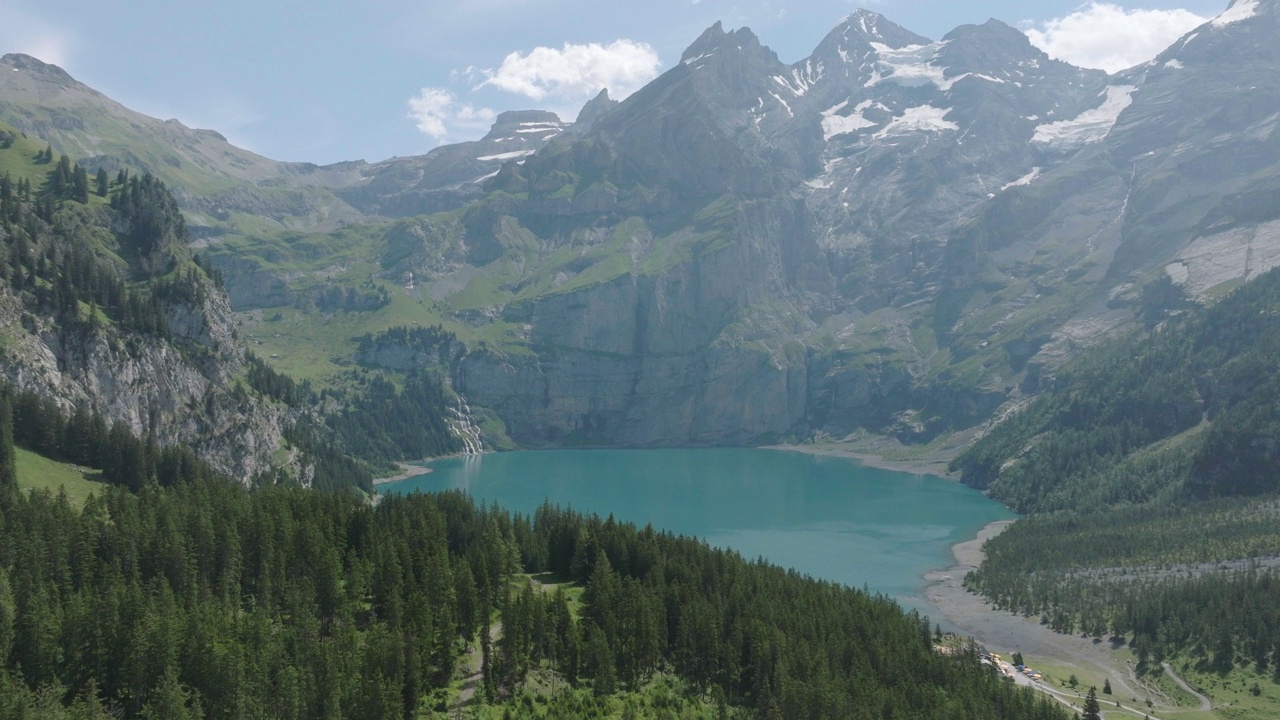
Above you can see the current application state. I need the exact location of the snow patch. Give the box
[867,42,949,89]
[1032,85,1136,146]
[821,99,880,140]
[476,149,537,162]
[1001,167,1042,191]
[683,51,714,65]
[1212,0,1259,26]
[769,91,794,118]
[874,105,958,138]
[1164,59,1184,69]
[865,41,987,92]
[774,60,824,96]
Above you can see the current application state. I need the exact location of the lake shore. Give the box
[924,520,1154,704]
[765,443,959,479]
[923,519,1014,628]
[373,462,434,486]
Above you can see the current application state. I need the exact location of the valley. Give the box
[2,0,1280,718]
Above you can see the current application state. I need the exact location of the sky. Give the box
[0,0,1232,165]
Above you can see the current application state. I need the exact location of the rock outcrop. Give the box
[0,276,293,483]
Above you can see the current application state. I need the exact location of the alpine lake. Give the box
[379,448,1015,621]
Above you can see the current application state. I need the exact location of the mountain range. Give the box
[2,0,1279,457]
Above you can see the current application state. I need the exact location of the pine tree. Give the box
[1103,678,1112,694]
[96,167,110,197]
[0,395,15,491]
[73,163,90,203]
[141,670,205,720]
[1083,686,1101,720]
[0,567,14,672]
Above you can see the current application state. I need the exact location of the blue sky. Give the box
[0,0,1230,165]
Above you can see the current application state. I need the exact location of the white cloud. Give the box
[407,87,496,141]
[1022,3,1207,73]
[480,39,661,102]
[0,3,74,67]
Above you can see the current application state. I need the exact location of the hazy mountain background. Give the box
[2,0,1278,459]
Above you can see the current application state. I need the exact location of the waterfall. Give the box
[448,396,484,455]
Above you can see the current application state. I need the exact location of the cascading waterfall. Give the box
[448,397,484,455]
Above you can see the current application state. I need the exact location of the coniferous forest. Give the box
[0,131,1080,719]
[0,131,460,492]
[0,405,1069,719]
[954,267,1280,678]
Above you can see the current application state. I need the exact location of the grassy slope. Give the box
[217,188,762,391]
[14,447,106,507]
[0,122,63,184]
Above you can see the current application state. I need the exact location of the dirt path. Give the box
[456,621,502,707]
[1163,662,1212,711]
[1002,663,1180,720]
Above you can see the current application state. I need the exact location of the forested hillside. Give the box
[952,268,1280,705]
[956,267,1280,512]
[0,405,1070,719]
[0,125,461,488]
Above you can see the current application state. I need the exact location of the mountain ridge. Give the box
[4,0,1279,452]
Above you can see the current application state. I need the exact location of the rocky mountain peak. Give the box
[826,9,930,48]
[0,53,77,86]
[680,21,773,65]
[942,18,1029,47]
[1211,0,1272,26]
[1152,0,1276,65]
[810,12,925,74]
[479,109,565,143]
[936,17,1077,80]
[573,89,618,132]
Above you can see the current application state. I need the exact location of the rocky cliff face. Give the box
[13,2,1280,452]
[438,1,1280,447]
[0,275,295,482]
[456,195,825,446]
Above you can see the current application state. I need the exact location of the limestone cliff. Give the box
[0,279,296,483]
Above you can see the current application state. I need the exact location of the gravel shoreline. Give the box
[925,520,1154,703]
[372,463,434,486]
[764,443,959,479]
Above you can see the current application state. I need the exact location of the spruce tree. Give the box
[0,567,13,664]
[1103,678,1112,694]
[1083,686,1101,720]
[0,395,15,491]
[96,167,109,197]
[73,163,90,203]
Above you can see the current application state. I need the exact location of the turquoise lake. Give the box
[380,448,1015,620]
